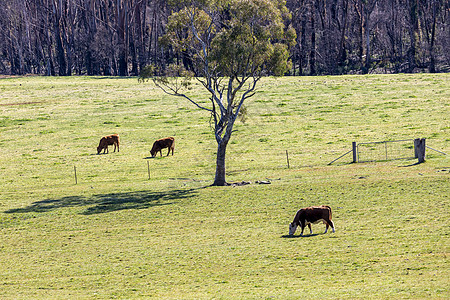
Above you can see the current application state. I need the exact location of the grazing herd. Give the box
[96,133,334,237]
[96,134,174,157]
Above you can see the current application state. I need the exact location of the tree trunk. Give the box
[355,1,364,69]
[338,0,349,69]
[53,0,67,76]
[309,4,316,75]
[116,0,128,76]
[364,5,371,74]
[299,18,306,75]
[213,140,228,186]
[427,0,438,73]
[407,0,420,72]
[212,106,236,186]
[130,38,138,76]
[135,0,146,73]
[46,30,56,76]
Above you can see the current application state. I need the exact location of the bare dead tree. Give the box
[0,0,448,75]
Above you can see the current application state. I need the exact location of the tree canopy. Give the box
[140,0,296,185]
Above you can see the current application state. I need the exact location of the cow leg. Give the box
[104,146,108,154]
[167,148,170,156]
[299,224,305,236]
[308,223,313,235]
[328,220,335,233]
[325,220,335,233]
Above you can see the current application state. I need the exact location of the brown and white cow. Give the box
[97,134,120,154]
[289,205,335,236]
[150,137,175,157]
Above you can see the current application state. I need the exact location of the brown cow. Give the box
[97,134,120,154]
[289,205,335,236]
[150,137,175,157]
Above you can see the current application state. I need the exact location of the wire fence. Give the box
[357,139,416,162]
[328,138,447,165]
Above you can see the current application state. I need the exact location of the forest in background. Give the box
[1,0,448,76]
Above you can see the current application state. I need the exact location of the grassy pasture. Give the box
[0,74,449,299]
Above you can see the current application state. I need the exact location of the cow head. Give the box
[289,222,298,235]
[97,146,102,154]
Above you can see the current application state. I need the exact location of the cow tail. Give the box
[326,205,332,220]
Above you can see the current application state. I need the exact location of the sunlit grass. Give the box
[0,74,449,299]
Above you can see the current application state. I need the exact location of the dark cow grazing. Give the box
[150,137,175,157]
[97,134,120,154]
[289,205,335,236]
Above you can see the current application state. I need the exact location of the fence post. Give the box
[286,150,290,169]
[414,138,426,163]
[352,142,357,163]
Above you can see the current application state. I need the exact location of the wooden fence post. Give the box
[414,138,426,163]
[286,150,290,169]
[352,142,357,163]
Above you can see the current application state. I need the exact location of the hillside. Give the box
[0,74,449,299]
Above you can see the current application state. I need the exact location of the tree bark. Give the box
[425,0,438,73]
[309,3,316,75]
[407,0,420,72]
[116,0,128,76]
[338,0,349,69]
[363,4,371,73]
[53,0,67,76]
[213,140,228,186]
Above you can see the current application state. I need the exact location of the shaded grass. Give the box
[0,74,449,299]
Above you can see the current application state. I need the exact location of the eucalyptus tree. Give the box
[140,0,296,186]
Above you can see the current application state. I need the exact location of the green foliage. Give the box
[160,7,214,54]
[143,0,295,79]
[267,43,292,76]
[141,0,297,185]
[139,64,194,95]
[210,0,294,77]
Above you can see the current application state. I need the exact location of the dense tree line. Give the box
[287,0,449,74]
[0,0,448,76]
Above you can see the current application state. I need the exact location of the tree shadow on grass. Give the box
[281,233,320,239]
[398,161,422,167]
[5,188,199,215]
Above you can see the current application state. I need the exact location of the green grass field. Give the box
[0,74,449,299]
